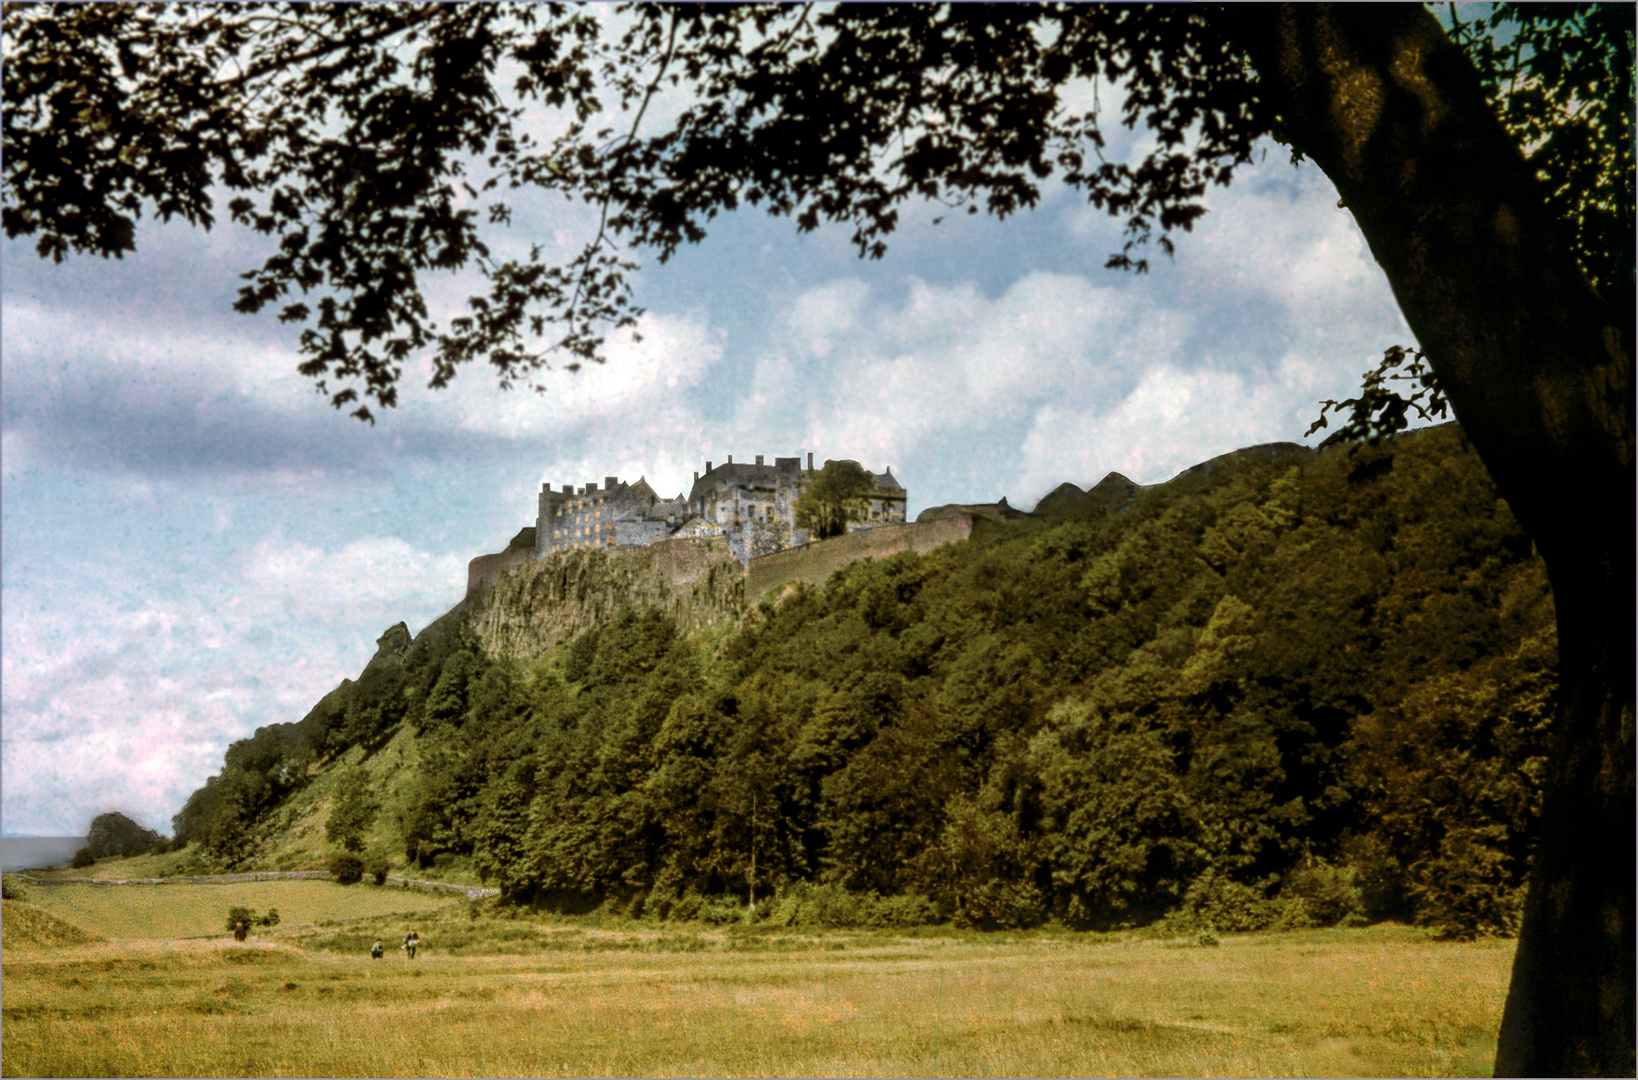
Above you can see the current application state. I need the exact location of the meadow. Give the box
[3,889,1514,1078]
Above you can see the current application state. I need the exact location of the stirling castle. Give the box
[536,451,907,565]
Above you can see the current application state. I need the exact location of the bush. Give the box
[775,882,864,928]
[2,873,29,901]
[363,851,390,886]
[1167,873,1282,933]
[868,893,943,929]
[1281,861,1365,927]
[763,883,941,930]
[328,852,365,884]
[226,905,255,932]
[1409,827,1522,940]
[695,896,745,925]
[950,879,1043,930]
[70,847,95,869]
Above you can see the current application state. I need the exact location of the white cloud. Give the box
[1013,353,1334,497]
[1,530,466,836]
[416,310,724,442]
[242,535,468,624]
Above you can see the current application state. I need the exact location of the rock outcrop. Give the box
[464,537,746,660]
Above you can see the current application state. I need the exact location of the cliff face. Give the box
[463,537,746,660]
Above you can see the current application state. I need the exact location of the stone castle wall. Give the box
[466,544,535,599]
[745,515,973,600]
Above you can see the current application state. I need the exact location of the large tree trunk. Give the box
[1211,6,1635,1076]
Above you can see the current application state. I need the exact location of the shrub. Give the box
[363,851,390,886]
[1281,861,1366,927]
[70,847,95,869]
[226,905,256,932]
[1,873,29,901]
[665,893,703,923]
[763,883,942,929]
[1169,873,1281,933]
[868,893,943,929]
[695,896,744,925]
[261,907,280,927]
[782,882,865,928]
[1409,827,1522,940]
[950,879,1042,930]
[328,852,365,884]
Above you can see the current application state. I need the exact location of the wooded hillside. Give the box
[173,424,1553,938]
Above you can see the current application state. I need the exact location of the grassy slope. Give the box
[0,900,104,948]
[15,879,459,940]
[1,921,1511,1077]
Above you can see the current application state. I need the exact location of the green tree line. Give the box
[176,425,1553,938]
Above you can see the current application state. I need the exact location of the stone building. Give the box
[534,452,907,564]
[535,476,689,558]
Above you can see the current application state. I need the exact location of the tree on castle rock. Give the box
[794,461,876,541]
[3,5,1631,1072]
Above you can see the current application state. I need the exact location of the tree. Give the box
[85,812,163,859]
[3,5,1629,1072]
[327,851,365,885]
[792,461,876,541]
[325,765,378,853]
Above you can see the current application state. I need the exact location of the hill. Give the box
[166,424,1554,937]
[0,900,103,949]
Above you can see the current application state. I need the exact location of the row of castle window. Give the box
[552,521,614,539]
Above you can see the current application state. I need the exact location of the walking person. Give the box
[370,938,384,959]
[403,930,419,959]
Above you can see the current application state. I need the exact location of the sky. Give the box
[0,71,1421,838]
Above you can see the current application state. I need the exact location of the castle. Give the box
[535,452,907,565]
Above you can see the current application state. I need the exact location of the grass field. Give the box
[1,899,1513,1078]
[10,880,458,940]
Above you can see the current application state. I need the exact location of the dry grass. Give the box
[14,880,459,940]
[1,918,1512,1077]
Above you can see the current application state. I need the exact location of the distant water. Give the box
[1,837,85,872]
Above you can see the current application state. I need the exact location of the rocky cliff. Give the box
[463,536,746,660]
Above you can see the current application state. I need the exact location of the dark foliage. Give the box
[84,812,164,859]
[328,852,365,885]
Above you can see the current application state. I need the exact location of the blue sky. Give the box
[1,113,1417,837]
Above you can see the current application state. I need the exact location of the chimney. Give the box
[706,461,713,473]
[561,484,572,494]
[755,455,764,466]
[605,476,618,490]
[693,471,699,485]
[728,455,733,464]
[807,452,814,471]
[586,481,598,493]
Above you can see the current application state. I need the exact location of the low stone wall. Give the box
[17,869,498,900]
[745,516,973,599]
[17,870,333,887]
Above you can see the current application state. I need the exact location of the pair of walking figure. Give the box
[370,930,419,959]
